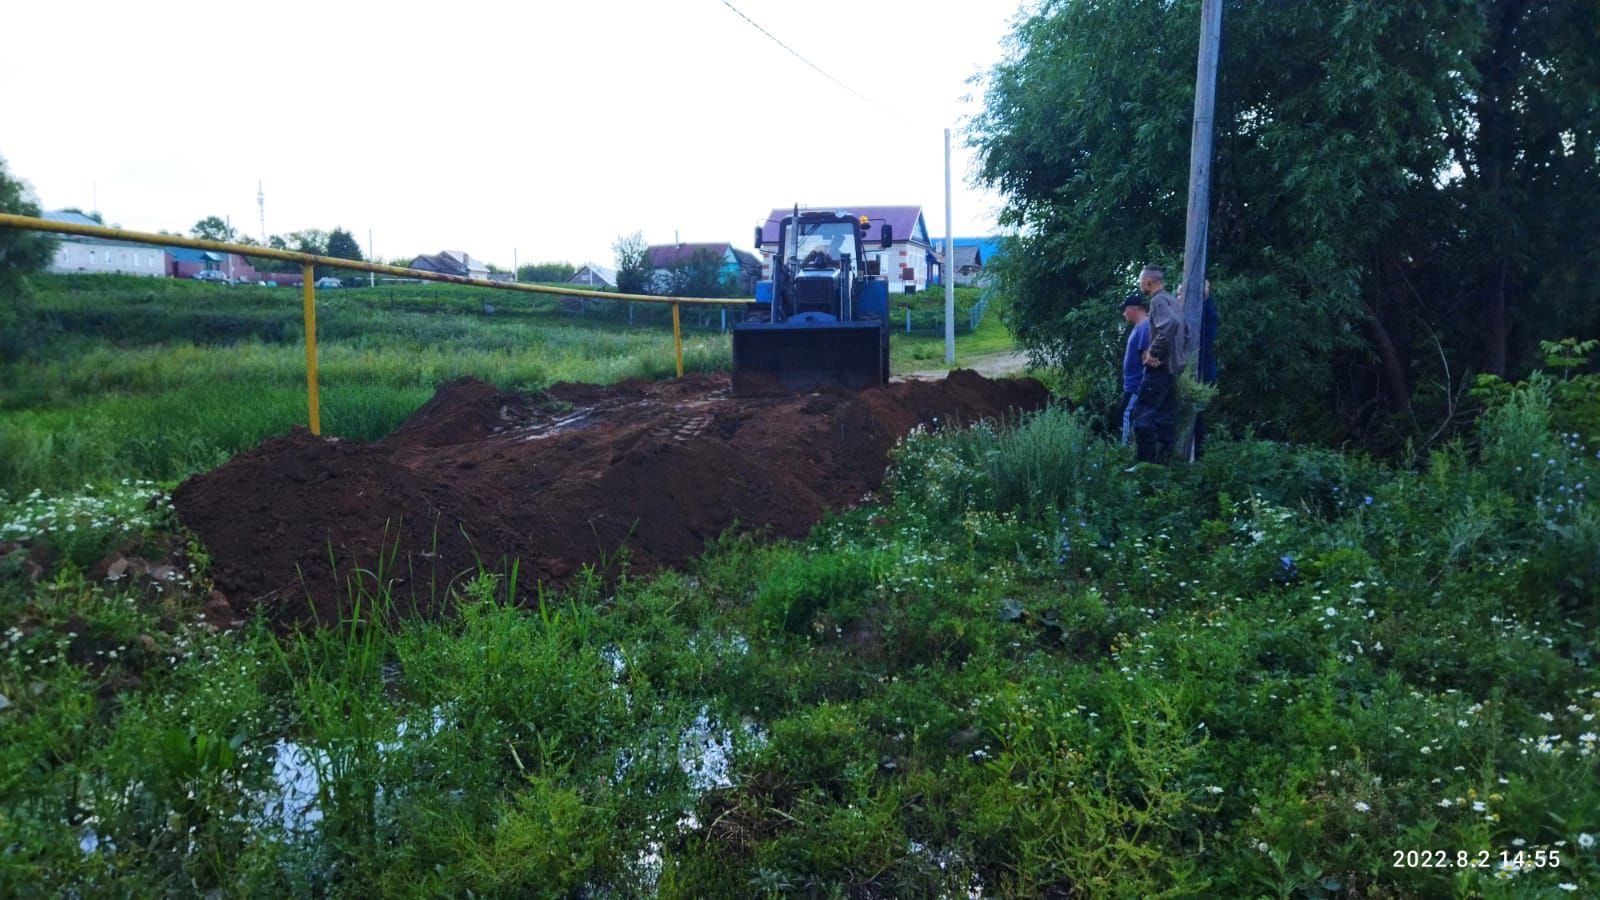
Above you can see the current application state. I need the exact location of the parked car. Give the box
[314,277,343,289]
[192,270,228,283]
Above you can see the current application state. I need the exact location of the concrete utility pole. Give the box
[1177,0,1223,463]
[1180,0,1222,367]
[369,229,376,287]
[944,127,955,365]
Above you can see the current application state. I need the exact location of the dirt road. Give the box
[902,349,1032,381]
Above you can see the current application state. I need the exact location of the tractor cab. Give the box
[732,209,892,393]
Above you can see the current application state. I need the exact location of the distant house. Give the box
[409,250,489,280]
[567,264,617,289]
[928,237,997,286]
[644,242,761,295]
[757,205,941,293]
[165,246,269,283]
[952,246,983,284]
[42,210,167,278]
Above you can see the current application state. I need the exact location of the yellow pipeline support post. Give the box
[672,302,683,378]
[301,263,321,435]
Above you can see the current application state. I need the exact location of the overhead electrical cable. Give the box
[717,0,908,123]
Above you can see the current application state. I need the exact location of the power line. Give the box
[717,0,905,122]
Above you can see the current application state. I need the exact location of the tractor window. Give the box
[789,222,857,264]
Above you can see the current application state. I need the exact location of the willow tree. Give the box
[972,0,1600,445]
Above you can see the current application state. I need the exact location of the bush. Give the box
[752,546,880,635]
[889,404,1127,526]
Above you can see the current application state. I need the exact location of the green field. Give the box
[2,274,1597,896]
[1,276,1006,494]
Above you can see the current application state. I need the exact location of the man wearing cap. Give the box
[1116,291,1151,445]
[1132,265,1186,464]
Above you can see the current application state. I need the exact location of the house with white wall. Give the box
[567,264,617,288]
[42,210,167,278]
[756,205,941,293]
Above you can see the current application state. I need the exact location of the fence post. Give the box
[302,263,321,435]
[672,302,683,377]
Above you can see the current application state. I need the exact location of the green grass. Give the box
[2,378,1596,895]
[3,273,1595,896]
[0,276,732,494]
[890,286,1019,370]
[2,277,1016,493]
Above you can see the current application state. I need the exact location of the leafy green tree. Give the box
[0,155,57,360]
[668,248,731,298]
[60,207,103,224]
[613,231,650,295]
[1434,2,1600,379]
[324,227,364,281]
[325,227,363,262]
[243,234,295,274]
[972,0,1600,447]
[517,261,578,283]
[284,229,329,257]
[190,216,235,243]
[279,230,332,278]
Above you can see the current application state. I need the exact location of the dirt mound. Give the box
[172,371,1050,626]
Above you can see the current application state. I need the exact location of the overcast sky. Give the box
[2,0,1030,269]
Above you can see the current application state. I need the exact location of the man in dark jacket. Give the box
[1132,265,1185,464]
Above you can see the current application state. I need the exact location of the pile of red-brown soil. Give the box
[172,371,1049,625]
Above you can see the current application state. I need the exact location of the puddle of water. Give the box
[254,704,448,838]
[679,709,736,792]
[515,409,597,442]
[909,840,987,898]
[261,739,324,835]
[600,645,628,681]
[678,707,768,793]
[389,705,448,745]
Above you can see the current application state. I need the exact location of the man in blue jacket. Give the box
[1132,265,1186,464]
[1117,291,1151,445]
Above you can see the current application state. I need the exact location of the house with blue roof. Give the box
[166,246,272,283]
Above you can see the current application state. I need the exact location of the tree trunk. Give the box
[1363,309,1410,412]
[1477,0,1527,377]
[1488,261,1508,377]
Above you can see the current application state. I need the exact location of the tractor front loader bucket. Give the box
[731,320,888,394]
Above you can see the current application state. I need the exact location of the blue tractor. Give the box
[732,208,892,392]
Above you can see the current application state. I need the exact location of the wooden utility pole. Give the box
[1180,0,1222,364]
